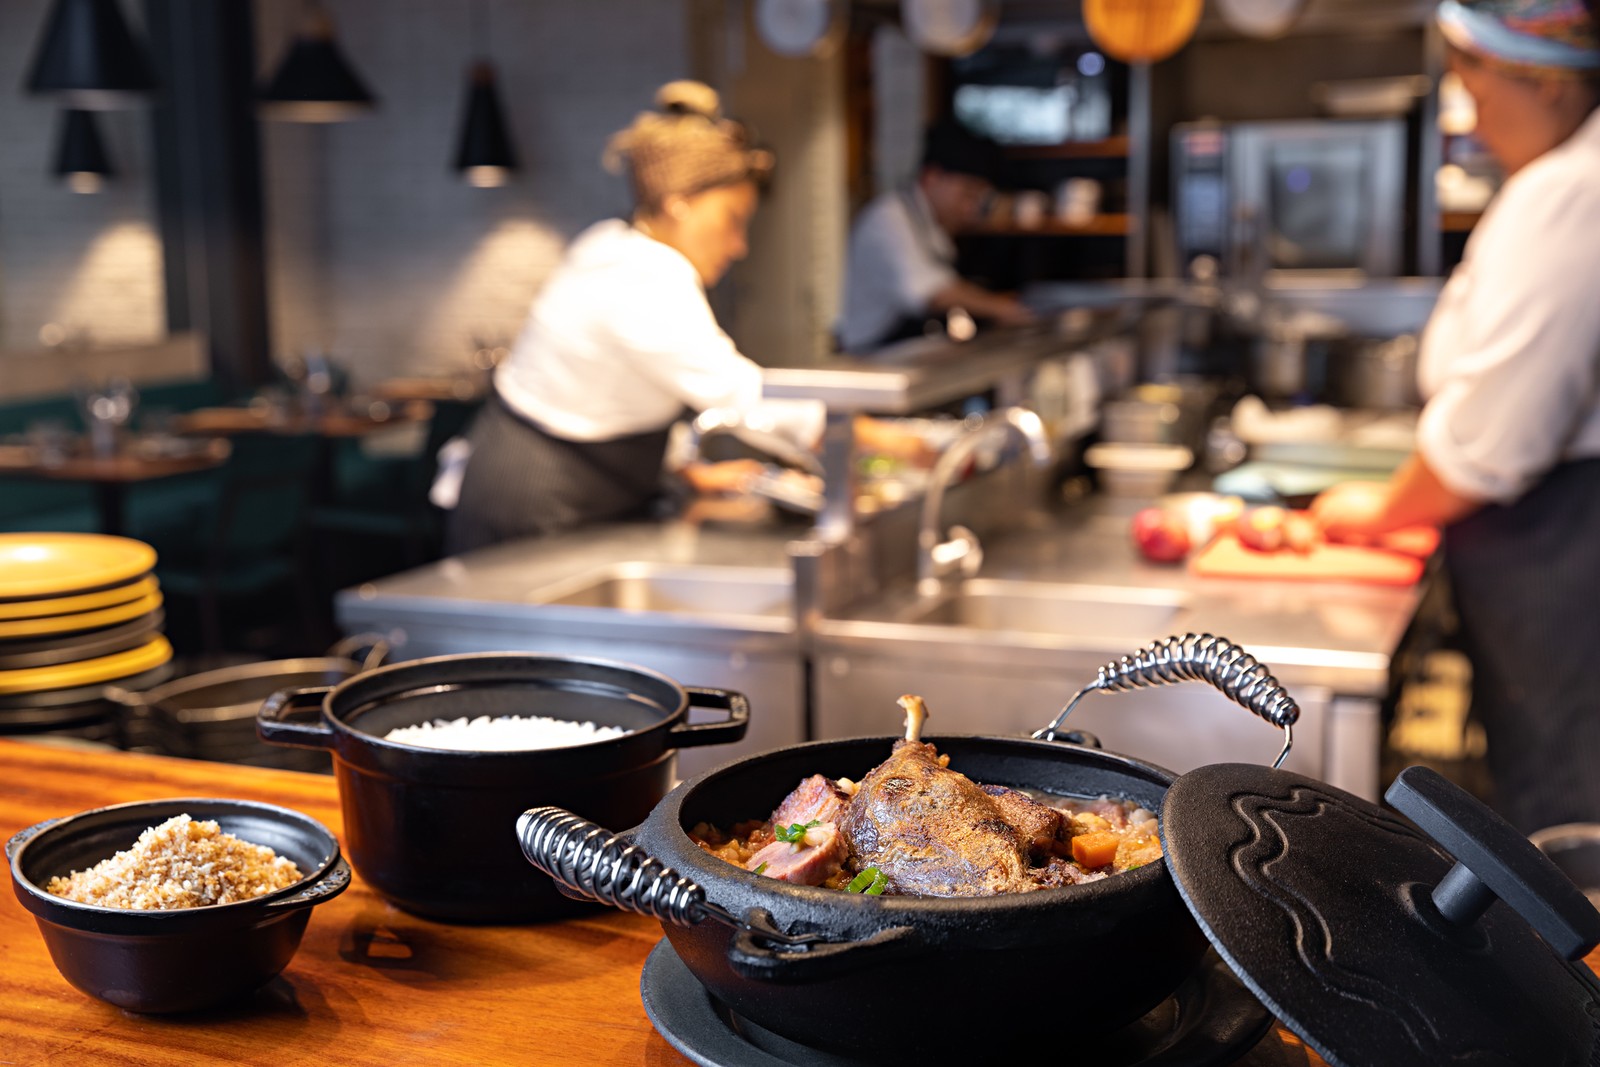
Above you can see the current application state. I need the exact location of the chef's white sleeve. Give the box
[1416,173,1600,504]
[606,277,826,449]
[873,200,960,312]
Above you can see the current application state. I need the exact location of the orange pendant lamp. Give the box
[1083,0,1204,63]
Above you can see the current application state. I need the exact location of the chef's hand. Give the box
[681,459,766,496]
[1310,481,1392,544]
[989,297,1038,328]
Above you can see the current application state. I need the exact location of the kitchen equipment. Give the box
[1250,307,1347,402]
[0,662,173,724]
[108,635,389,771]
[1212,460,1386,505]
[6,797,349,1014]
[1086,442,1194,496]
[901,0,999,56]
[639,940,1289,1067]
[1101,397,1183,444]
[256,651,750,922]
[519,633,1600,1066]
[1532,824,1600,912]
[526,735,1200,1058]
[1216,0,1309,38]
[519,634,1291,1056]
[1190,525,1439,585]
[1171,119,1406,282]
[1327,333,1422,410]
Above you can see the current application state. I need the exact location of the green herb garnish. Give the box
[846,867,889,895]
[774,820,820,845]
[753,862,769,876]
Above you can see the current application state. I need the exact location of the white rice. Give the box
[383,714,630,751]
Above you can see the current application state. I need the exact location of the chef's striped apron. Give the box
[1443,457,1600,833]
[444,391,671,555]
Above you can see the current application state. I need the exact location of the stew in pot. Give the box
[689,695,1163,897]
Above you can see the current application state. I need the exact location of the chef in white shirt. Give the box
[837,121,1036,354]
[447,81,922,553]
[1312,0,1600,833]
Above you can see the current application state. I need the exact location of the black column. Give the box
[144,0,271,394]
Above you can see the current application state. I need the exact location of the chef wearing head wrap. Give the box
[1312,0,1600,832]
[446,82,817,552]
[836,120,1037,354]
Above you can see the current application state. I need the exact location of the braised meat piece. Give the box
[980,785,1065,857]
[840,695,1033,897]
[770,774,849,829]
[745,823,847,885]
[744,774,853,886]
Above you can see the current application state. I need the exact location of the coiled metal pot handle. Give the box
[516,807,713,928]
[516,806,918,981]
[1034,633,1299,768]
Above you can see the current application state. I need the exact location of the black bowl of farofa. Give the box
[7,797,349,1013]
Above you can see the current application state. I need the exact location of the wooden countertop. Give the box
[3,740,1594,1066]
[0,741,685,1066]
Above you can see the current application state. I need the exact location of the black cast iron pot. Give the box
[7,797,349,1014]
[257,651,749,924]
[519,733,1207,1058]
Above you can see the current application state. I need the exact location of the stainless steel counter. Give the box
[338,523,798,648]
[822,495,1416,694]
[336,524,807,779]
[811,494,1419,799]
[338,496,1419,798]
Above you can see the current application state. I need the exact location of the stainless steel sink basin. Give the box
[907,580,1185,639]
[532,563,793,624]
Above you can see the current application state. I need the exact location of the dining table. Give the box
[2,739,1591,1066]
[169,399,433,441]
[169,399,434,506]
[0,439,229,537]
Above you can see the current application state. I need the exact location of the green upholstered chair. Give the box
[153,433,320,652]
[311,398,483,564]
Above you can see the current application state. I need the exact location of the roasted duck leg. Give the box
[840,694,1033,897]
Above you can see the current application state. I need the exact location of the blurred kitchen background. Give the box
[0,0,1488,798]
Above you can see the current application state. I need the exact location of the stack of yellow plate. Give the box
[0,534,173,724]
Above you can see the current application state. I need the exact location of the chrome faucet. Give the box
[686,408,825,476]
[917,406,1052,596]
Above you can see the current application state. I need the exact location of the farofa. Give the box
[45,814,302,909]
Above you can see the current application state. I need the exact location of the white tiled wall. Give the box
[2,0,846,387]
[0,0,165,354]
[259,0,694,387]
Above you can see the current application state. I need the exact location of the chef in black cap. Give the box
[837,120,1036,353]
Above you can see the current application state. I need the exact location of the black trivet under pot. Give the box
[640,939,1300,1067]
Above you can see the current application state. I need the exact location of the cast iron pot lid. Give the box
[1162,762,1600,1067]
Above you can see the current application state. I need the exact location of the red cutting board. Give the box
[1189,525,1440,586]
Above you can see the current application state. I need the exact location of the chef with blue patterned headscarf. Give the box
[1313,0,1600,833]
[1312,0,1600,831]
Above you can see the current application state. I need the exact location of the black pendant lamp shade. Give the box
[54,109,114,193]
[24,0,156,109]
[259,6,375,122]
[455,61,518,187]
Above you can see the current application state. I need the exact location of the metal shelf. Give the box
[958,213,1132,238]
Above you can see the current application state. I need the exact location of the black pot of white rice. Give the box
[255,651,749,923]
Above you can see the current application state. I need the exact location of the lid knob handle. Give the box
[1386,765,1600,960]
